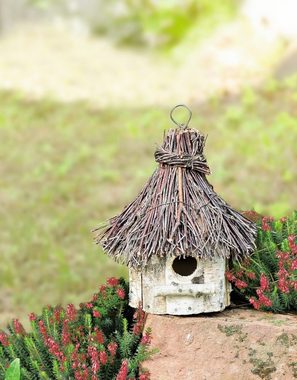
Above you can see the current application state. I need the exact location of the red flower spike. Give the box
[66,304,77,321]
[94,328,105,344]
[93,310,101,318]
[278,277,290,293]
[116,359,128,380]
[53,306,62,323]
[107,277,119,287]
[74,370,87,380]
[246,271,256,280]
[139,372,150,380]
[88,346,100,374]
[46,338,66,362]
[260,274,270,291]
[29,313,37,322]
[107,341,118,356]
[288,235,296,244]
[249,297,260,310]
[99,285,107,294]
[262,216,271,231]
[236,270,244,279]
[38,320,48,340]
[99,350,108,365]
[255,289,272,307]
[291,259,297,271]
[133,306,146,335]
[13,319,25,335]
[0,331,9,347]
[277,251,290,262]
[62,320,71,346]
[141,332,151,346]
[225,271,235,282]
[117,288,126,300]
[235,279,248,289]
[288,235,297,255]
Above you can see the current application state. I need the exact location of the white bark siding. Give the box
[129,253,231,315]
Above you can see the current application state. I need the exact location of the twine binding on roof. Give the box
[154,147,210,174]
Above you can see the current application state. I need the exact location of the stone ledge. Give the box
[143,308,297,380]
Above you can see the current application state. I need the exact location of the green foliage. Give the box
[0,278,153,379]
[5,358,20,380]
[26,0,237,49]
[90,0,237,48]
[227,212,297,312]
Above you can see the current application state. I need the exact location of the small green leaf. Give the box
[5,358,20,380]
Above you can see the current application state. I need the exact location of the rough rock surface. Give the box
[143,308,297,380]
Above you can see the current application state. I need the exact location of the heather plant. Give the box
[0,278,153,379]
[226,211,297,312]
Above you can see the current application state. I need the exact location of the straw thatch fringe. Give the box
[95,128,257,268]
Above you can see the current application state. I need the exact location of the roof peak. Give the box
[154,128,210,175]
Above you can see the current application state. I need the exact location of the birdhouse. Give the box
[95,105,257,315]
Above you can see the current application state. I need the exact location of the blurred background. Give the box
[0,0,297,326]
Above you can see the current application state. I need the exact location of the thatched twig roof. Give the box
[94,112,257,268]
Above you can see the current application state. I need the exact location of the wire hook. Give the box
[170,104,192,129]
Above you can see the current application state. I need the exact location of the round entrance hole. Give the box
[172,256,197,276]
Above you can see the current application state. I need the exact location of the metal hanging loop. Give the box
[170,104,192,129]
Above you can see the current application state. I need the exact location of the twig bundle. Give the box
[94,127,257,268]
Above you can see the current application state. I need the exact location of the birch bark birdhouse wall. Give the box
[95,105,257,315]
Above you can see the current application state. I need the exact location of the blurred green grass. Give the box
[0,76,297,325]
